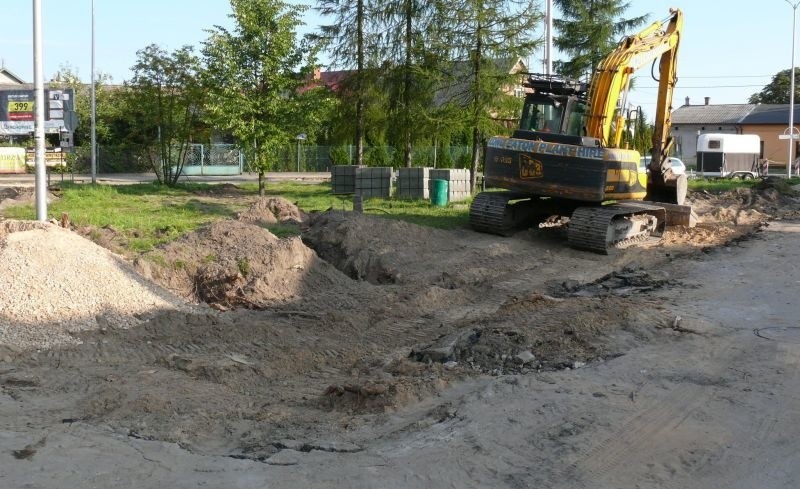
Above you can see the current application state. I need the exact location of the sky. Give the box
[0,0,795,119]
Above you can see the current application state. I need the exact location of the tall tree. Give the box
[554,0,647,80]
[317,0,382,166]
[378,0,438,167]
[438,0,541,191]
[203,0,316,194]
[127,44,205,185]
[749,68,800,104]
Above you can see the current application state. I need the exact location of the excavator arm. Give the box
[585,9,682,148]
[584,8,684,203]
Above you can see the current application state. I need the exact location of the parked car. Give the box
[639,156,686,176]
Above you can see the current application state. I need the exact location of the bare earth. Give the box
[1,182,799,488]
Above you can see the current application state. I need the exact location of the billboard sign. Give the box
[0,88,76,135]
[0,147,26,173]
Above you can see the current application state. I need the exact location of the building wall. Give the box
[740,124,797,168]
[669,124,739,167]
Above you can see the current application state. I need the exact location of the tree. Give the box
[203,0,317,194]
[377,0,440,167]
[317,0,383,166]
[49,65,116,147]
[554,0,647,80]
[437,0,542,191]
[749,68,800,104]
[126,44,205,185]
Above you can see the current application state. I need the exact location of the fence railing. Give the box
[62,144,476,174]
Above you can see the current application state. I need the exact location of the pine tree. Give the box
[554,0,647,80]
[437,0,542,191]
[317,0,381,166]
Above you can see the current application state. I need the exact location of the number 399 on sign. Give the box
[8,101,34,113]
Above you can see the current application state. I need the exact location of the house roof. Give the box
[433,57,527,108]
[0,67,26,84]
[739,104,800,125]
[671,103,755,125]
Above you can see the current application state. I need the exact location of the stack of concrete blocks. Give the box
[331,165,362,194]
[397,167,431,200]
[355,167,392,198]
[430,168,471,202]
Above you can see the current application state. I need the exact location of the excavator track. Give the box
[567,203,667,254]
[469,192,541,236]
[469,191,531,236]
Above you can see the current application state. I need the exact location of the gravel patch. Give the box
[0,220,195,351]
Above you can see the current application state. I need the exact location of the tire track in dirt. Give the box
[542,335,740,489]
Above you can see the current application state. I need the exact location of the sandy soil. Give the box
[0,180,799,488]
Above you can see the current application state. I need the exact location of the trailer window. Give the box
[708,140,721,149]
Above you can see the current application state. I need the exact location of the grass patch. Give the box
[1,182,242,251]
[0,180,474,254]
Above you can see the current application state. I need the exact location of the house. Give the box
[739,104,800,167]
[669,97,755,167]
[670,97,800,169]
[0,65,25,85]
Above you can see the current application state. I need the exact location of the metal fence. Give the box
[264,144,475,172]
[62,143,475,174]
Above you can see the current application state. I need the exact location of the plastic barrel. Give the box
[430,179,448,207]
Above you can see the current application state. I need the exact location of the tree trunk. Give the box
[258,170,266,196]
[355,0,365,166]
[470,127,481,192]
[403,0,413,168]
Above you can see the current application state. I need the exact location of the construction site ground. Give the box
[1,180,799,488]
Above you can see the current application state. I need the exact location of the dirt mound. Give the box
[136,219,357,309]
[303,211,462,285]
[236,197,305,225]
[0,221,192,351]
[689,185,800,224]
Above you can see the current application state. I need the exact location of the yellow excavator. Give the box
[470,8,686,253]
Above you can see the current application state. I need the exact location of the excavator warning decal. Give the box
[519,154,543,179]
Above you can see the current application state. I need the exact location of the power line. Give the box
[667,75,772,79]
[637,84,765,89]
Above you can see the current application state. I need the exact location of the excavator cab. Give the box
[512,75,597,147]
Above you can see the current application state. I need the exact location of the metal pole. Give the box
[546,0,552,71]
[788,0,799,177]
[32,0,47,221]
[90,0,97,183]
[296,140,300,172]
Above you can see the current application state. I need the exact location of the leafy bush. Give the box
[329,145,351,166]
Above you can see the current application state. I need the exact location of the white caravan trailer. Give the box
[696,133,761,179]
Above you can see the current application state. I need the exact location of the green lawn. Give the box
[1,181,473,252]
[3,176,795,254]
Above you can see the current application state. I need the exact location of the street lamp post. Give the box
[786,0,800,177]
[295,133,307,172]
[32,0,47,221]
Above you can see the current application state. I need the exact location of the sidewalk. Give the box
[0,171,332,187]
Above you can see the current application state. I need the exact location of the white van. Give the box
[696,133,761,179]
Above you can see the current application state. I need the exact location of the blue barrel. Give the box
[430,179,448,207]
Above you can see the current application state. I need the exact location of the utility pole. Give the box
[91,0,97,183]
[33,0,47,221]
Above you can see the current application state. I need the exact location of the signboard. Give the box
[778,134,800,140]
[25,149,66,168]
[0,88,76,135]
[0,147,27,173]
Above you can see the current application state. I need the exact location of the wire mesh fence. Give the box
[62,143,475,173]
